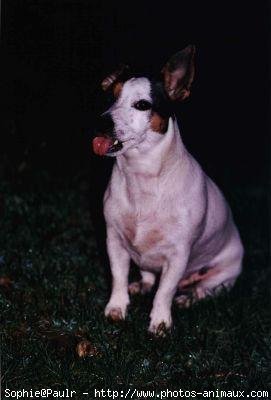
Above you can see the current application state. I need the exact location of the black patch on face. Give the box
[95,72,173,134]
[150,80,174,119]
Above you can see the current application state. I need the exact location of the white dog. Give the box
[93,45,244,335]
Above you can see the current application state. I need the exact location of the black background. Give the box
[1,1,269,188]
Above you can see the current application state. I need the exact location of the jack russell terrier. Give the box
[92,45,244,335]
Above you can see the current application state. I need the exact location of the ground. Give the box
[0,173,270,398]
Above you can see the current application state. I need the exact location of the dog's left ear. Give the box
[101,64,130,97]
[161,45,195,101]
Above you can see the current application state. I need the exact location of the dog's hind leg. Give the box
[129,271,156,295]
[175,265,239,308]
[175,236,243,308]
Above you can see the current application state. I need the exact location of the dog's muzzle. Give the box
[92,113,123,156]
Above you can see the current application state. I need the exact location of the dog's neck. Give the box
[116,118,187,178]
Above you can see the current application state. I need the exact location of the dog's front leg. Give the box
[149,250,189,335]
[105,227,130,321]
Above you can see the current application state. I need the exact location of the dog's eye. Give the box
[133,100,152,111]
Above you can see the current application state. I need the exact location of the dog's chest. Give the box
[121,212,163,252]
[117,210,172,268]
[105,167,181,268]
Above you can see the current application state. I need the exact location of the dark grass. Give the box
[0,174,270,398]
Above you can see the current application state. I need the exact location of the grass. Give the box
[0,173,270,398]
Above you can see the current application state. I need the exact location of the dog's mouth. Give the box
[92,135,123,156]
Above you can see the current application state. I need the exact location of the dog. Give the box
[92,45,244,335]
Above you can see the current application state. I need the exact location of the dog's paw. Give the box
[105,307,124,321]
[174,294,193,308]
[128,281,153,295]
[175,287,206,308]
[148,321,171,337]
[148,311,172,337]
[105,302,128,321]
[128,281,141,295]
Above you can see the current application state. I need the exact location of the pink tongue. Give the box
[92,136,113,156]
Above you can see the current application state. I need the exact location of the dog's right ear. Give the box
[101,64,130,97]
[161,45,195,101]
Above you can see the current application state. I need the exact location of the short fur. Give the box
[98,46,244,334]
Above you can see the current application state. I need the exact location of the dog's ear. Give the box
[161,45,195,101]
[101,64,130,96]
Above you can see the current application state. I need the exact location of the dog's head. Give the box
[93,45,195,156]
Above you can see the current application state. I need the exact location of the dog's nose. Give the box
[97,113,114,135]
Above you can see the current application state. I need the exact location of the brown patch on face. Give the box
[113,81,123,98]
[150,112,168,134]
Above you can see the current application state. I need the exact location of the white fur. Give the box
[104,78,153,156]
[103,79,244,335]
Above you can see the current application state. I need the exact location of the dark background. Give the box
[0,0,269,201]
[0,3,270,389]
